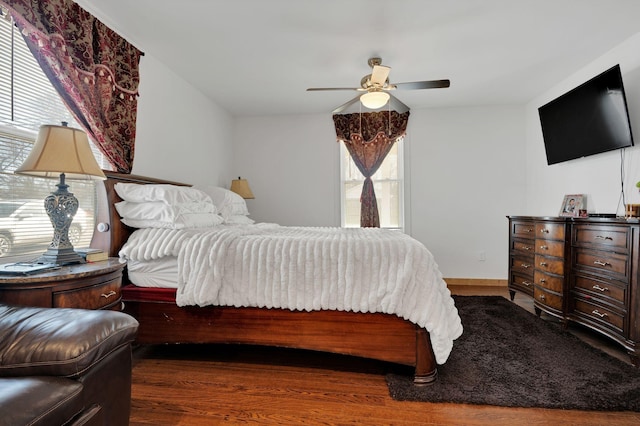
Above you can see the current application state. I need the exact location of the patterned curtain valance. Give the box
[1,0,143,173]
[332,110,410,145]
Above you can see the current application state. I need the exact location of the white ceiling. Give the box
[77,0,640,117]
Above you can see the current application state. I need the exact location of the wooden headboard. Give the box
[90,171,190,257]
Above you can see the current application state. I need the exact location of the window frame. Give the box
[339,140,405,231]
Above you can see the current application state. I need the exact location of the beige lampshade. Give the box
[230,177,254,199]
[360,91,390,109]
[15,124,106,180]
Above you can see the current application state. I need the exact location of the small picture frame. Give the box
[559,194,586,217]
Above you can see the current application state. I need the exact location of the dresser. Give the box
[0,259,125,310]
[508,216,639,366]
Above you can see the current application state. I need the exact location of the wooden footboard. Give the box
[92,171,439,384]
[123,298,437,384]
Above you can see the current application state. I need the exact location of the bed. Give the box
[91,171,462,385]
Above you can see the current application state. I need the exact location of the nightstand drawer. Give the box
[54,279,122,309]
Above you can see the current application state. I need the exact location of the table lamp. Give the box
[14,123,106,265]
[230,177,255,199]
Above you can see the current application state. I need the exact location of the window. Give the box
[340,141,404,229]
[0,14,110,262]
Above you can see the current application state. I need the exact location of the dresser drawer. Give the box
[534,270,564,293]
[510,256,534,275]
[571,273,626,307]
[534,286,563,311]
[510,273,534,296]
[573,248,628,281]
[572,297,625,335]
[536,222,565,240]
[535,254,564,275]
[512,239,535,255]
[512,221,535,238]
[535,239,564,257]
[572,224,630,252]
[54,279,122,309]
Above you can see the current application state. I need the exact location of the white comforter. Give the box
[119,224,462,363]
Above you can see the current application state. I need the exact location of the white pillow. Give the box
[114,183,211,204]
[224,215,255,225]
[121,213,224,229]
[115,200,223,229]
[115,201,217,221]
[195,185,250,218]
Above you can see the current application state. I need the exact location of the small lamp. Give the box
[360,91,390,109]
[14,123,106,265]
[230,177,254,199]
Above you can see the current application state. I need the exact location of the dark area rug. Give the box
[386,295,640,411]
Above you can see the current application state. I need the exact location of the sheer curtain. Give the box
[333,110,410,227]
[1,0,143,173]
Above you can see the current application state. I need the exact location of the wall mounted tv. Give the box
[538,64,634,165]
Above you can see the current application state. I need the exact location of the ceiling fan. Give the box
[307,57,450,111]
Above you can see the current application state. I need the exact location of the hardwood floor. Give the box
[129,286,640,425]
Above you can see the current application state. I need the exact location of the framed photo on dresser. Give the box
[559,194,586,217]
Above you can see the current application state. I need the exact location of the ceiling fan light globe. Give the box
[360,91,390,109]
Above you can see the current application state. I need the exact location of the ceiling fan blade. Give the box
[306,87,359,91]
[392,79,450,90]
[370,65,391,86]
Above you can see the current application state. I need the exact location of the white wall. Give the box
[525,33,640,216]
[234,105,525,279]
[407,106,525,279]
[133,55,234,187]
[233,114,340,226]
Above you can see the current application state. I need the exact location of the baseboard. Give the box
[444,278,507,287]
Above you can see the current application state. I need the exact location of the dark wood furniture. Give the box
[508,216,639,365]
[91,171,439,384]
[0,259,124,310]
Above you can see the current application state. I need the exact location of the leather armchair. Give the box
[0,304,139,426]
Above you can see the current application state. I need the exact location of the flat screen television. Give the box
[538,64,634,165]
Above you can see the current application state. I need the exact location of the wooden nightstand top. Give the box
[0,258,124,284]
[0,258,125,310]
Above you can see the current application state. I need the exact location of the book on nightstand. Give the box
[75,248,108,262]
[0,262,60,275]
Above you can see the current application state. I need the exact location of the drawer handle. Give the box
[539,262,548,267]
[592,285,609,292]
[523,246,532,251]
[522,281,532,286]
[539,294,546,300]
[593,260,611,267]
[539,245,548,250]
[101,291,117,299]
[591,309,608,318]
[526,228,533,233]
[595,235,613,241]
[540,228,549,234]
[521,263,531,269]
[539,278,546,283]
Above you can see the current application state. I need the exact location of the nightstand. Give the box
[0,258,125,310]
